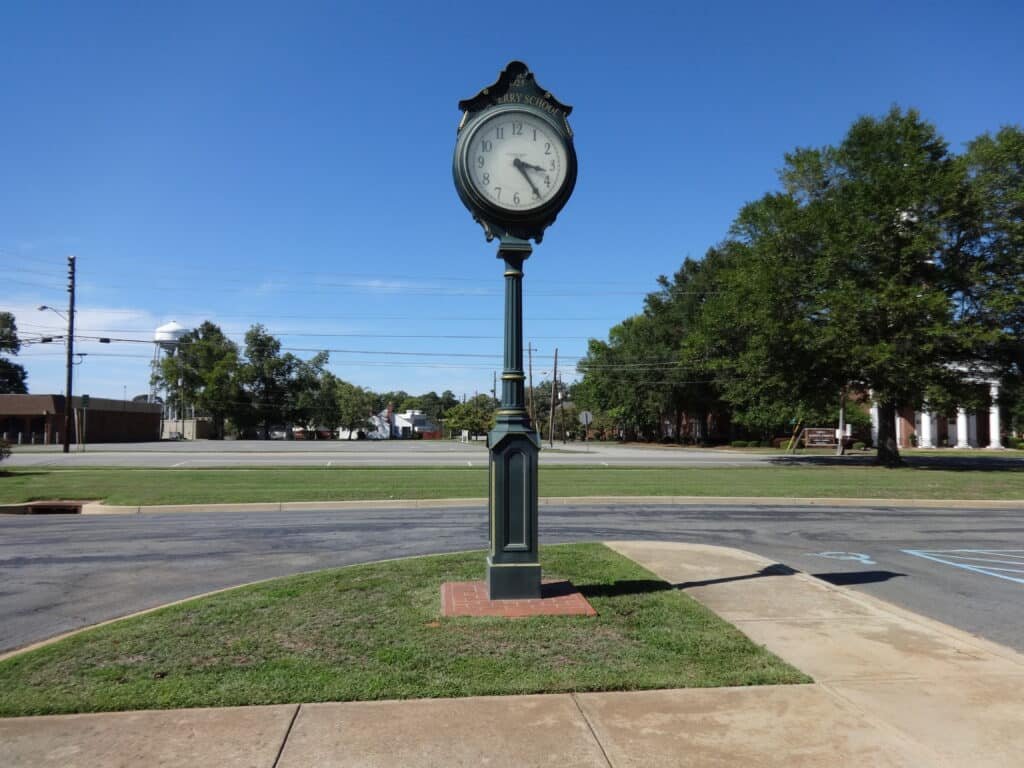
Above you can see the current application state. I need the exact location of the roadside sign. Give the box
[81,395,90,408]
[579,411,593,426]
[803,427,835,447]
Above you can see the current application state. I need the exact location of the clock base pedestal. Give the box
[486,560,541,601]
[485,237,542,601]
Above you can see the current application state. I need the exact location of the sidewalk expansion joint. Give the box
[570,693,614,768]
[272,703,301,768]
[815,682,947,763]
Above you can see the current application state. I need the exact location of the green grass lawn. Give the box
[1,464,1023,505]
[0,543,808,716]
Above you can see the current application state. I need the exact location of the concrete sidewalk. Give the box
[3,541,1022,767]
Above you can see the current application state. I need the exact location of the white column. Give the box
[956,408,970,448]
[869,395,879,447]
[988,383,1002,449]
[919,411,935,449]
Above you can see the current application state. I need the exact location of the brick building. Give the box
[0,394,161,445]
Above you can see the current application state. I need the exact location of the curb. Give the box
[75,495,1024,515]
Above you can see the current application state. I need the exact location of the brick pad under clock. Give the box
[441,580,597,618]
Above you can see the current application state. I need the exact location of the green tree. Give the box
[960,126,1024,348]
[154,321,246,439]
[301,371,343,436]
[0,312,28,394]
[287,351,330,434]
[240,325,295,438]
[403,390,459,425]
[790,108,976,465]
[685,202,844,441]
[642,256,725,442]
[576,253,727,443]
[575,319,666,441]
[337,381,375,439]
[696,108,978,465]
[444,394,496,436]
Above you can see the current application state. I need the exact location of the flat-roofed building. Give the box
[0,394,161,445]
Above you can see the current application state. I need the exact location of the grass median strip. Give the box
[0,543,808,716]
[2,464,1023,506]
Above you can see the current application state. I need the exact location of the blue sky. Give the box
[3,1,1022,401]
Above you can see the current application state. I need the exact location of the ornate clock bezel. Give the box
[452,61,577,244]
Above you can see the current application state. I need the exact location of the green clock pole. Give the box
[487,235,542,599]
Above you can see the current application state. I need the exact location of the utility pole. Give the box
[548,347,558,447]
[527,342,535,426]
[63,256,76,454]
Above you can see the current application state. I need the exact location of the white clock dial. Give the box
[466,111,567,212]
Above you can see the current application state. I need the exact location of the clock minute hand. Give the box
[513,158,542,198]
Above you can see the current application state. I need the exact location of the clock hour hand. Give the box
[513,158,542,197]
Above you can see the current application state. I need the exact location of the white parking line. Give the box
[902,549,1024,585]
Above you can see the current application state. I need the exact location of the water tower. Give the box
[150,321,189,405]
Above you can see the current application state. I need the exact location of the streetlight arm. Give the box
[37,305,68,321]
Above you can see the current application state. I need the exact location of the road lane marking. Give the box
[902,549,1024,585]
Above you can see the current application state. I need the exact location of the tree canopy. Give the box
[0,312,28,394]
[150,321,470,440]
[576,109,1023,464]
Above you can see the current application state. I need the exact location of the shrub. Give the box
[0,439,10,463]
[730,440,747,448]
[853,441,865,450]
[747,440,762,448]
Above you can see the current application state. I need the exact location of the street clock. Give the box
[453,61,577,243]
[451,61,578,601]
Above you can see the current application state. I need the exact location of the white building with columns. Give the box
[869,379,1004,449]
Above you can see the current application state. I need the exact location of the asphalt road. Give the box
[1,502,1021,655]
[6,441,783,468]
[9,441,1023,469]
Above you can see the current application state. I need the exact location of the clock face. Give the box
[465,110,568,212]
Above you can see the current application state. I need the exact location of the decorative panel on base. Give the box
[487,561,542,600]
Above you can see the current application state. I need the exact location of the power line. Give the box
[22,330,709,369]
[32,325,594,341]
